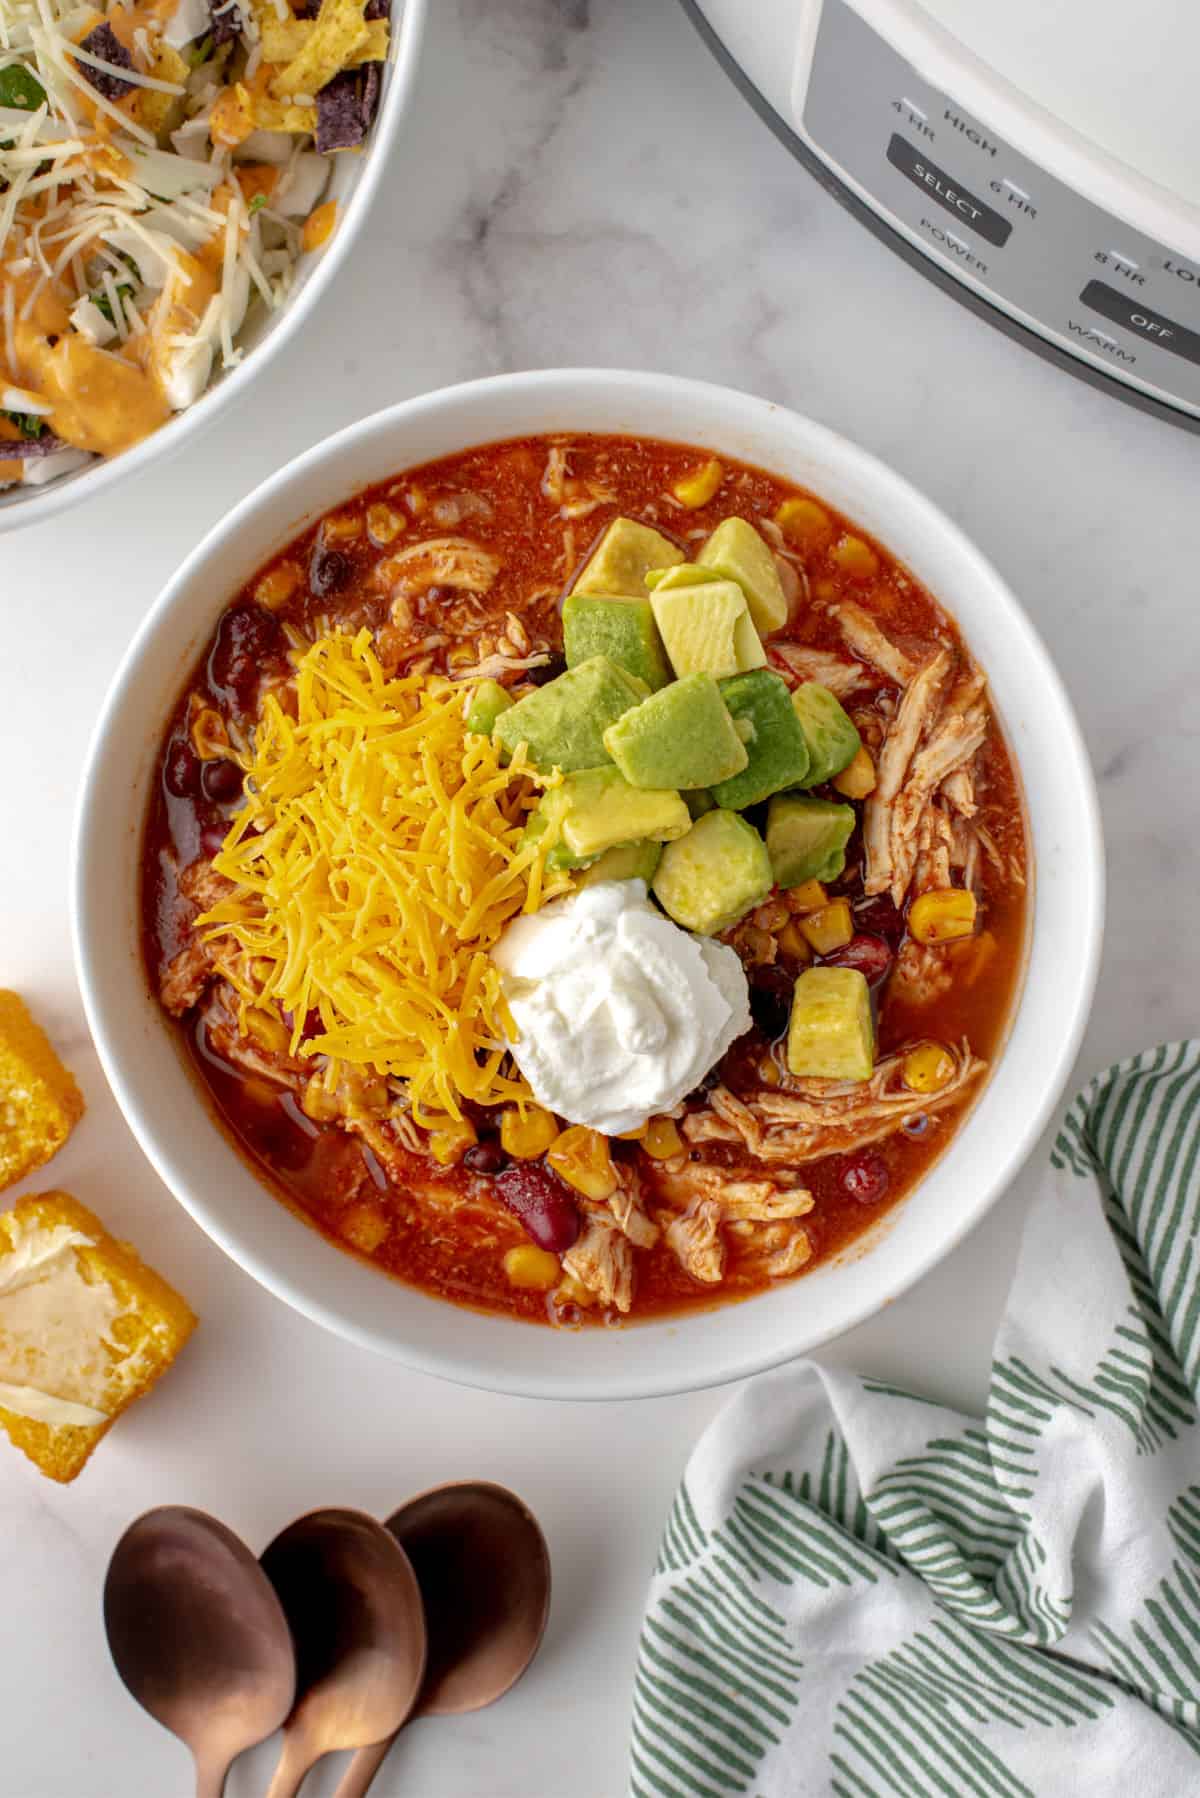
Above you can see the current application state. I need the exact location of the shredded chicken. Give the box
[159,858,236,1014]
[429,493,493,529]
[913,805,954,895]
[768,1231,814,1278]
[838,601,921,687]
[683,1045,985,1164]
[607,1162,660,1248]
[199,986,310,1089]
[891,941,956,1007]
[889,701,989,901]
[375,536,500,597]
[769,641,866,697]
[863,648,950,898]
[664,1199,725,1285]
[942,764,977,820]
[562,1215,634,1313]
[655,1157,813,1224]
[450,650,551,682]
[541,444,616,519]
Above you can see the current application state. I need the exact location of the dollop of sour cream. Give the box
[491,881,751,1135]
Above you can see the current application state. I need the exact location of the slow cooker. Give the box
[683,0,1200,431]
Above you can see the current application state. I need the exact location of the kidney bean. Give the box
[465,1139,510,1176]
[822,933,893,985]
[495,1163,580,1252]
[208,602,284,713]
[527,652,566,687]
[749,964,794,1040]
[164,737,201,799]
[201,757,244,804]
[840,1149,890,1205]
[853,897,906,946]
[310,545,350,597]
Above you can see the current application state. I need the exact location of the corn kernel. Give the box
[673,458,724,509]
[447,643,477,669]
[909,888,978,945]
[340,1201,390,1254]
[500,1104,559,1160]
[429,1119,477,1166]
[798,898,854,955]
[618,1121,649,1141]
[301,1077,340,1124]
[752,899,790,932]
[833,744,877,799]
[255,563,301,611]
[555,1273,596,1308]
[503,1244,561,1290]
[832,535,879,581]
[302,199,337,252]
[643,1116,684,1160]
[903,1042,956,1094]
[547,1125,618,1200]
[367,502,405,546]
[812,577,839,603]
[774,496,833,551]
[245,1008,290,1054]
[777,920,813,962]
[191,706,231,761]
[322,509,361,544]
[785,879,828,915]
[758,1055,783,1088]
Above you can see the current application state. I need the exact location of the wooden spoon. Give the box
[259,1506,427,1798]
[332,1481,551,1798]
[103,1505,295,1798]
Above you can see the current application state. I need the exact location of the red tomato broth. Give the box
[141,433,1030,1326]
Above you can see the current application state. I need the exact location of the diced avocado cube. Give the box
[573,517,683,596]
[766,793,856,887]
[786,967,874,1081]
[652,810,773,936]
[493,655,645,772]
[466,678,513,738]
[697,517,789,633]
[644,564,723,592]
[577,840,664,888]
[685,788,715,820]
[650,578,765,680]
[712,670,812,810]
[558,765,690,859]
[603,674,749,790]
[562,592,672,691]
[791,683,862,787]
[521,791,596,870]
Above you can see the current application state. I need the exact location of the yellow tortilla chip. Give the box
[259,12,387,67]
[270,0,369,99]
[249,89,319,132]
[134,40,188,138]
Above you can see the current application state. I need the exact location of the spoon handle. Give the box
[264,1732,320,1798]
[193,1751,230,1798]
[330,1736,394,1798]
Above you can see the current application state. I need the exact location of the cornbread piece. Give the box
[0,1193,196,1483]
[0,992,85,1194]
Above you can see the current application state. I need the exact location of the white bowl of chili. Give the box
[73,369,1103,1398]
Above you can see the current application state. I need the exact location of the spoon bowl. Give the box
[260,1506,427,1798]
[104,1505,296,1798]
[333,1481,551,1798]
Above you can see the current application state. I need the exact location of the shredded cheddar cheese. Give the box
[197,629,570,1123]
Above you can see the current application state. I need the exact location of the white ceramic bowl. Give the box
[73,369,1103,1399]
[0,0,426,535]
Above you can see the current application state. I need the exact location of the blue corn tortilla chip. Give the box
[76,22,135,100]
[0,431,69,459]
[314,60,381,153]
[208,0,242,44]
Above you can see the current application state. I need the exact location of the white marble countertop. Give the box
[3,1,1198,1793]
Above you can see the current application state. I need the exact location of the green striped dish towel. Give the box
[631,1042,1200,1797]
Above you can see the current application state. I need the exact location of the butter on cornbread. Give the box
[0,1193,196,1483]
[0,991,84,1193]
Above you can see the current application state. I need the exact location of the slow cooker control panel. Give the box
[797,0,1200,417]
